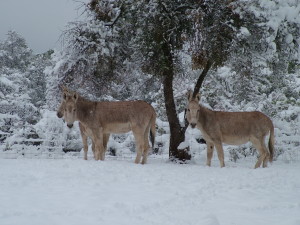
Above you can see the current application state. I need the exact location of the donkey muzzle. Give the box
[67,123,74,128]
[190,123,196,129]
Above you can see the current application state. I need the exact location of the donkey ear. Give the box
[62,86,70,97]
[186,90,193,101]
[195,93,201,101]
[62,85,68,92]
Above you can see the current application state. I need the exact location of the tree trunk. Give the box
[162,43,191,162]
[181,60,212,145]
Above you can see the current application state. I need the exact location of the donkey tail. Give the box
[268,124,275,162]
[149,112,156,149]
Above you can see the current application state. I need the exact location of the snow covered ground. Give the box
[0,155,299,225]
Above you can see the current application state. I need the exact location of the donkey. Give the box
[59,88,156,164]
[57,100,110,160]
[186,91,275,168]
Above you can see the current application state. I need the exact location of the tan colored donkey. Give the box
[57,101,110,160]
[60,88,156,164]
[186,91,275,168]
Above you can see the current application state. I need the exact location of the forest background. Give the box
[0,0,299,162]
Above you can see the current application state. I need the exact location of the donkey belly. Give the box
[222,135,250,146]
[104,122,131,134]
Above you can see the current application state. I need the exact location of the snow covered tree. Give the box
[49,0,136,99]
[190,0,242,97]
[130,0,198,161]
[129,0,241,161]
[0,31,32,72]
[0,31,40,147]
[26,50,53,108]
[189,0,300,111]
[227,0,300,103]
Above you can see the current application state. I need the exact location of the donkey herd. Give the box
[57,87,275,169]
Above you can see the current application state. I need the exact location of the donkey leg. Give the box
[79,124,89,160]
[135,141,144,164]
[136,142,144,164]
[132,129,144,164]
[251,138,267,169]
[141,142,150,164]
[81,133,88,160]
[92,138,100,161]
[99,128,105,160]
[91,141,96,159]
[214,142,225,168]
[99,137,105,161]
[261,141,270,168]
[262,152,270,168]
[206,142,214,166]
[93,129,104,161]
[141,127,151,164]
[103,133,110,157]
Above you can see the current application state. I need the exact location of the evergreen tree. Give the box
[0,31,39,146]
[51,0,131,98]
[229,0,300,102]
[27,50,53,108]
[0,31,32,72]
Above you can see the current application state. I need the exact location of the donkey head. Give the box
[62,90,79,128]
[56,86,70,119]
[56,101,65,119]
[186,90,201,129]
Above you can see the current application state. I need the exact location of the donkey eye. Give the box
[187,109,190,112]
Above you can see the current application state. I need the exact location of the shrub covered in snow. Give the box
[1,1,300,163]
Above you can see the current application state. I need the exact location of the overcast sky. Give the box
[0,0,89,53]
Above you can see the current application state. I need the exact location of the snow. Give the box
[238,27,250,38]
[0,157,299,225]
[216,66,234,79]
[1,2,300,224]
[0,76,16,90]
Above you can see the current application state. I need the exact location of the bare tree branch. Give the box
[105,3,123,27]
[193,60,212,98]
